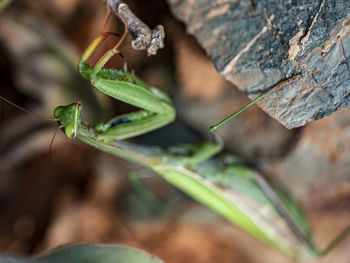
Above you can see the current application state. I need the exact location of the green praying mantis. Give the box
[1,3,350,260]
[52,7,350,259]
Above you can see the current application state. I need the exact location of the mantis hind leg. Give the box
[209,91,268,136]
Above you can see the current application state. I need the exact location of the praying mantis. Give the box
[52,3,350,259]
[1,1,350,260]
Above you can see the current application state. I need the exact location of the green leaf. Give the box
[0,254,40,263]
[36,244,164,263]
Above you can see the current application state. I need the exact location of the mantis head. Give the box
[54,102,83,138]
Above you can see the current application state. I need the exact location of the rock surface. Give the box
[271,109,350,205]
[167,0,350,128]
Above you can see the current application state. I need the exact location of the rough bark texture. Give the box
[105,0,165,56]
[167,0,350,128]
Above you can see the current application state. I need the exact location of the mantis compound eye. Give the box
[53,106,64,119]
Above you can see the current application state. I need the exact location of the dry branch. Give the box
[103,0,165,56]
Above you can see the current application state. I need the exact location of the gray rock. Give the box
[167,0,350,128]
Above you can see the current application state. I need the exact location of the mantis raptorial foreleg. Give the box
[76,18,175,143]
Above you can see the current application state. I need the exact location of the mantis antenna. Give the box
[0,96,56,122]
[0,95,62,171]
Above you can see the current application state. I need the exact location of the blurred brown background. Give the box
[0,0,349,262]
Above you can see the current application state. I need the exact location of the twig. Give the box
[102,0,165,56]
